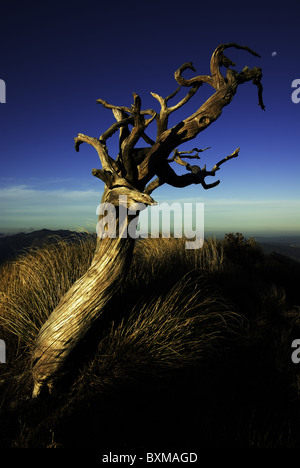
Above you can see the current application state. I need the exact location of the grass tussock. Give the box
[0,232,300,448]
[85,274,242,388]
[0,233,96,350]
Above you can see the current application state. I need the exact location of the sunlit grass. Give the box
[0,233,96,349]
[0,232,300,448]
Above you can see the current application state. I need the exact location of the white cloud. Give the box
[0,184,102,232]
[153,194,300,235]
[0,184,299,236]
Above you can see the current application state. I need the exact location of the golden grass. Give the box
[87,271,243,390]
[0,233,96,349]
[0,234,229,365]
[1,232,300,448]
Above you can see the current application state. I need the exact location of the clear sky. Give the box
[1,0,300,238]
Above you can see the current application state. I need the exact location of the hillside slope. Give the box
[0,233,300,448]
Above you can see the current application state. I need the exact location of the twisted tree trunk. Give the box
[31,187,154,397]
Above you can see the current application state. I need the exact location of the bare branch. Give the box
[209,44,265,109]
[74,133,112,172]
[174,63,214,88]
[91,168,115,187]
[136,43,264,184]
[178,147,211,155]
[151,83,201,138]
[97,97,156,117]
[167,84,201,113]
[209,42,261,90]
[150,91,165,109]
[223,43,260,57]
[209,147,240,173]
[165,86,181,102]
[144,177,164,195]
[151,146,240,192]
[254,78,265,111]
[97,98,133,114]
[167,147,211,164]
[150,86,183,107]
[155,163,199,188]
[141,132,155,146]
[74,133,133,189]
[101,108,155,179]
[183,147,240,189]
[111,108,131,161]
[95,43,263,189]
[232,66,265,110]
[99,115,133,143]
[169,154,200,167]
[108,93,156,184]
[144,112,157,128]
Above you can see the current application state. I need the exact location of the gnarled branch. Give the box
[74,133,112,172]
[96,94,157,186]
[151,83,201,137]
[97,97,156,119]
[99,115,133,143]
[184,147,240,189]
[144,177,164,195]
[137,43,264,184]
[92,43,264,188]
[152,147,240,192]
[74,133,134,190]
[167,147,211,165]
[209,43,261,90]
[174,62,214,88]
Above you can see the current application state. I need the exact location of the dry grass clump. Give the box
[78,271,243,393]
[0,233,96,350]
[132,236,225,287]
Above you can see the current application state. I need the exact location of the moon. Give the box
[272,51,277,57]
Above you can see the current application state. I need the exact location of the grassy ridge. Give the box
[0,233,300,448]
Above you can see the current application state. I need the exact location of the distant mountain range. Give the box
[0,229,93,266]
[0,229,299,266]
[258,241,300,262]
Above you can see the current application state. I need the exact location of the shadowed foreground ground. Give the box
[0,233,300,449]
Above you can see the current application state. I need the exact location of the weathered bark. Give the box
[31,43,264,397]
[32,186,155,397]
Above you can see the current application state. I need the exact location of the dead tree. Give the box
[31,43,265,397]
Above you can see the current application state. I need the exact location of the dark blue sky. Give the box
[1,0,300,237]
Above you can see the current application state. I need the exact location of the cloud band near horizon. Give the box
[0,184,299,237]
